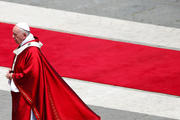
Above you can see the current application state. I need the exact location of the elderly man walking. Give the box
[6,22,100,120]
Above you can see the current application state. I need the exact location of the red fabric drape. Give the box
[12,45,100,120]
[11,91,31,120]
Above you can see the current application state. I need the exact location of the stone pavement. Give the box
[2,0,180,28]
[0,90,176,120]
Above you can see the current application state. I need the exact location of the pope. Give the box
[6,22,100,120]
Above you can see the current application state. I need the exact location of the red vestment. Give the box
[11,41,100,120]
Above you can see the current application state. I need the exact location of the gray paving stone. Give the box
[0,90,11,120]
[0,90,176,120]
[1,0,180,28]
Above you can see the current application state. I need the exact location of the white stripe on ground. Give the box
[0,1,180,50]
[1,67,180,119]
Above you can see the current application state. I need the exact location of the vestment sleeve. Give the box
[12,47,41,80]
[12,73,24,79]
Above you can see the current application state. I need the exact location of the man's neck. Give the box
[20,33,35,47]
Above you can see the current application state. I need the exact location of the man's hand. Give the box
[6,71,13,80]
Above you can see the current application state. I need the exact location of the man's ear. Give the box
[23,32,27,39]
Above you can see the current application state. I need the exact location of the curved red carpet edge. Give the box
[1,22,180,96]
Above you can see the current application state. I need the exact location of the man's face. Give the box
[12,26,26,44]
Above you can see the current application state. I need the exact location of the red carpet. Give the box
[1,22,180,96]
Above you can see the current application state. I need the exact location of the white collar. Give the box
[20,33,34,47]
[13,41,43,55]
